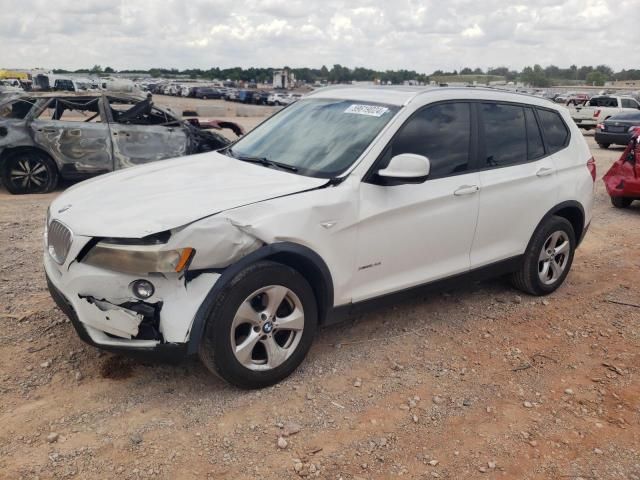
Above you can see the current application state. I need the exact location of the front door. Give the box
[29,96,112,175]
[351,102,480,302]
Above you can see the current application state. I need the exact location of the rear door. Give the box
[470,102,559,267]
[106,97,189,169]
[29,96,112,174]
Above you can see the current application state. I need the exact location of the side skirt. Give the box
[326,255,524,325]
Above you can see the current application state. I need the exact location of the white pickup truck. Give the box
[570,95,640,130]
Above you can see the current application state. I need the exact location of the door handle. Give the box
[38,128,56,133]
[454,185,479,196]
[536,167,554,177]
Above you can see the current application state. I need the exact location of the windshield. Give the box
[608,111,640,121]
[0,98,34,119]
[229,98,400,178]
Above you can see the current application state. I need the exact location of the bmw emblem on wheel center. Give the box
[263,321,274,333]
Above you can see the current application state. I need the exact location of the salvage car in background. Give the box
[0,93,240,194]
[570,95,640,130]
[603,134,640,208]
[594,111,640,148]
[193,87,222,99]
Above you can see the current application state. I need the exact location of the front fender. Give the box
[185,242,333,355]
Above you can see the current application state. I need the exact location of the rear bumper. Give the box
[573,118,596,128]
[595,131,631,146]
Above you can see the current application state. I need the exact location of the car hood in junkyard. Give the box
[49,151,328,238]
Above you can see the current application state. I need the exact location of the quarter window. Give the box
[480,103,527,167]
[536,108,569,153]
[381,102,471,179]
[525,108,545,160]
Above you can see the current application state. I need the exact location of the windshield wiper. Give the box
[228,148,298,172]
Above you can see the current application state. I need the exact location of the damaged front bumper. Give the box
[44,241,220,361]
[46,277,188,361]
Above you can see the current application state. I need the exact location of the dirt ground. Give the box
[0,121,638,479]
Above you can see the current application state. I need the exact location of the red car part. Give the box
[602,134,640,199]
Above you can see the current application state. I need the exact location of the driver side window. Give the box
[380,102,471,179]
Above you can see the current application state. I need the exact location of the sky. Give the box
[0,0,637,73]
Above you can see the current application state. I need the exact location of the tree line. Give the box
[51,64,640,87]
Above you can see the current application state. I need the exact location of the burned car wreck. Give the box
[0,93,240,194]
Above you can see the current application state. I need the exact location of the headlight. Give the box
[83,243,194,274]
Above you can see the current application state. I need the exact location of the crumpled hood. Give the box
[49,151,327,237]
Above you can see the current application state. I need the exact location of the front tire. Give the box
[511,216,576,296]
[1,150,59,194]
[199,261,317,389]
[611,196,633,208]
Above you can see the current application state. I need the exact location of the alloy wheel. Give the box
[9,156,49,192]
[230,285,305,371]
[538,231,570,285]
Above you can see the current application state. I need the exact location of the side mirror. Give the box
[378,153,430,181]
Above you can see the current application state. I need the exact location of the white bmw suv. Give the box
[45,87,595,388]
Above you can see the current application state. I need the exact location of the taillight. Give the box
[587,157,596,182]
[593,109,601,118]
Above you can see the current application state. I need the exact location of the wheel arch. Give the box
[0,145,60,171]
[187,242,334,355]
[533,201,585,247]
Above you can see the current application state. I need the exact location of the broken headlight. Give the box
[83,242,194,275]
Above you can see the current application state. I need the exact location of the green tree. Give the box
[586,71,606,86]
[521,64,549,87]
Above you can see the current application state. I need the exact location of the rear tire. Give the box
[511,216,576,296]
[1,150,59,195]
[199,261,317,389]
[611,196,632,208]
[598,143,610,149]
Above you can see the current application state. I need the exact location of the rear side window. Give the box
[621,98,640,109]
[381,102,471,179]
[536,109,569,153]
[480,103,527,167]
[525,108,545,160]
[588,97,618,108]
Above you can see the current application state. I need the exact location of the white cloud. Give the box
[461,24,484,38]
[0,0,634,72]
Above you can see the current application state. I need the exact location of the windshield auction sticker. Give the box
[344,104,389,117]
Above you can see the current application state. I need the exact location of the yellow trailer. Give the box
[0,69,29,80]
